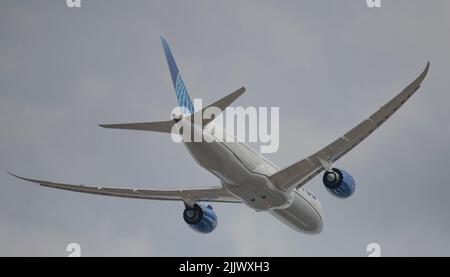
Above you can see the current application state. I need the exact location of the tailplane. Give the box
[98,87,245,133]
[99,120,175,133]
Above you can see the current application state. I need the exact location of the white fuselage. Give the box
[182,121,323,234]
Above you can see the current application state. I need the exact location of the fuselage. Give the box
[181,120,323,234]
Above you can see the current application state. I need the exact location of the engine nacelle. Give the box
[322,168,356,198]
[183,204,217,234]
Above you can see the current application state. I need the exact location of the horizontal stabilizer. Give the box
[190,86,245,127]
[99,120,175,133]
[99,87,245,133]
[205,86,245,114]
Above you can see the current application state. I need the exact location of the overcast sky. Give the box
[1,0,450,256]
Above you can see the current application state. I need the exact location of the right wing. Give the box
[7,172,240,204]
[269,62,430,192]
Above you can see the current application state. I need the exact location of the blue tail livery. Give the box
[161,36,195,115]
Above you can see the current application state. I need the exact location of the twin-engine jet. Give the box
[9,37,429,234]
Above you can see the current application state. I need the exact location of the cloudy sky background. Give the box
[1,0,450,256]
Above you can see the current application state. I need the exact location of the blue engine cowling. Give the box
[183,204,217,234]
[322,168,356,198]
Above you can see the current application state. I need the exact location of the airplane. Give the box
[8,37,430,234]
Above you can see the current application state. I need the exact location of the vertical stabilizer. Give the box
[161,37,195,114]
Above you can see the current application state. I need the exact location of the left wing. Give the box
[269,62,430,192]
[7,172,240,204]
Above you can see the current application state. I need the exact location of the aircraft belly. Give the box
[185,141,290,211]
[270,190,323,234]
[185,141,228,173]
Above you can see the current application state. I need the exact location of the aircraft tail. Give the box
[161,36,195,115]
[98,37,245,134]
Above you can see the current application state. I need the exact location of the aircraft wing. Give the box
[269,62,430,192]
[7,172,240,204]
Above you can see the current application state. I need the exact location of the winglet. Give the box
[7,171,42,184]
[417,62,430,84]
[7,171,19,179]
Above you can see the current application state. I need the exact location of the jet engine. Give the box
[322,168,356,198]
[183,204,218,233]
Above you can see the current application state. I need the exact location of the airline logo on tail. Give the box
[161,37,195,115]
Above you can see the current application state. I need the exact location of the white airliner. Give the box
[9,37,429,234]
